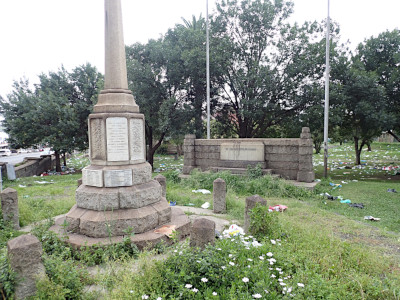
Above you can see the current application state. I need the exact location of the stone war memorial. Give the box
[51,0,190,249]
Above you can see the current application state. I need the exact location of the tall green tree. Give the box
[211,0,329,138]
[0,64,103,171]
[356,29,400,141]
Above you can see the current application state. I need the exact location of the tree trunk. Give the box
[62,153,67,166]
[314,141,322,154]
[55,151,62,172]
[388,130,400,142]
[354,137,365,165]
[367,143,372,151]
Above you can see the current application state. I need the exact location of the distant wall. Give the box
[183,127,314,183]
[14,155,54,178]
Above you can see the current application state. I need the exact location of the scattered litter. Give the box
[348,203,364,209]
[268,205,288,212]
[192,189,211,194]
[315,179,321,182]
[329,182,342,189]
[341,181,348,184]
[364,216,380,221]
[154,225,177,237]
[34,181,54,184]
[387,188,397,193]
[340,199,351,204]
[169,201,176,206]
[23,195,29,198]
[201,202,210,209]
[18,185,26,188]
[222,224,244,237]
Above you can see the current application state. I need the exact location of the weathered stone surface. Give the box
[89,117,106,161]
[220,142,264,161]
[264,153,299,162]
[1,188,19,230]
[244,195,267,233]
[82,167,104,187]
[272,169,298,180]
[7,235,45,299]
[76,185,119,211]
[129,117,145,162]
[154,174,166,198]
[183,166,195,175]
[190,218,215,249]
[152,198,172,225]
[106,117,129,162]
[213,178,226,214]
[268,161,299,170]
[50,207,189,250]
[300,127,311,139]
[77,178,83,187]
[131,162,152,185]
[119,180,161,209]
[297,171,315,183]
[104,169,133,187]
[65,205,87,232]
[79,205,159,238]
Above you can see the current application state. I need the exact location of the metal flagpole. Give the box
[206,0,211,139]
[323,0,330,178]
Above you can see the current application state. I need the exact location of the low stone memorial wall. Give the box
[183,127,314,183]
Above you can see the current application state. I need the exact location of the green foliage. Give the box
[246,164,263,179]
[163,169,181,184]
[0,248,15,299]
[155,143,168,155]
[249,205,281,240]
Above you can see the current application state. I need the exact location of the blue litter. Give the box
[340,199,351,204]
[169,201,176,206]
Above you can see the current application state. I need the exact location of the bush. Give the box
[0,248,15,299]
[249,205,281,240]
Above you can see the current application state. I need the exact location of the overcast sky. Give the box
[0,0,399,99]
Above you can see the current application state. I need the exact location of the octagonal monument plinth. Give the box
[50,0,190,249]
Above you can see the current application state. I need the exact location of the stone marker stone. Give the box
[213,178,226,213]
[7,235,45,299]
[220,142,264,161]
[244,194,267,234]
[1,188,19,230]
[190,218,216,249]
[154,174,166,198]
[6,164,16,180]
[104,169,133,187]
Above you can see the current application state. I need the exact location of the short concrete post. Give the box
[297,127,315,183]
[213,178,226,213]
[244,195,267,234]
[190,218,215,249]
[1,188,20,230]
[183,134,196,174]
[154,174,166,198]
[7,235,45,299]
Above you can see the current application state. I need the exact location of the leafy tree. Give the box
[0,64,103,171]
[337,67,387,164]
[211,0,329,138]
[356,30,400,141]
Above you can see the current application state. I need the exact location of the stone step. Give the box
[210,167,273,175]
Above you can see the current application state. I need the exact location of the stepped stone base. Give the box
[65,198,171,238]
[50,207,190,250]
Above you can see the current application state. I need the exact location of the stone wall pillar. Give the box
[213,178,226,213]
[154,174,166,198]
[7,235,45,299]
[190,218,215,249]
[183,134,196,174]
[1,188,19,230]
[244,195,267,234]
[297,127,315,183]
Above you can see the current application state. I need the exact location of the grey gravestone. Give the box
[154,174,166,198]
[6,164,16,180]
[244,194,267,234]
[190,218,216,249]
[7,235,45,299]
[1,188,19,229]
[213,178,226,213]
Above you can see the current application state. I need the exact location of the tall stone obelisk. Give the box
[51,0,189,247]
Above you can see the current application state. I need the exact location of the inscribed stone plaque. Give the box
[104,169,133,187]
[220,142,264,161]
[106,117,129,161]
[129,118,145,161]
[82,168,103,187]
[90,118,106,160]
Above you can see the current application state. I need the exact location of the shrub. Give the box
[249,204,281,240]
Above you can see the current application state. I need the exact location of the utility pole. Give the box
[323,0,330,178]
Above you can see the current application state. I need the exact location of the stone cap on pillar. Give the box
[300,127,311,139]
